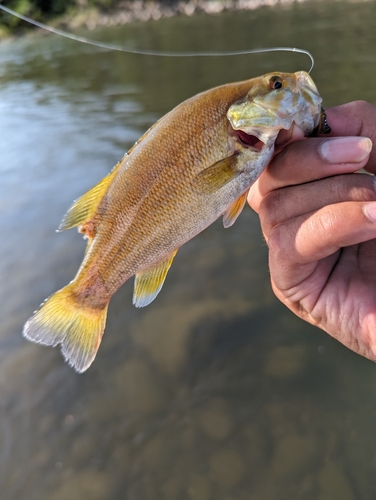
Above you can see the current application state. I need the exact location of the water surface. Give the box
[2,1,376,498]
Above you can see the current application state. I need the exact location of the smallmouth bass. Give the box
[24,71,326,372]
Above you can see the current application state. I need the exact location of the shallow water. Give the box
[2,1,376,498]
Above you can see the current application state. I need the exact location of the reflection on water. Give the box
[2,1,376,498]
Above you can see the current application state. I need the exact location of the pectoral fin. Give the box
[194,153,242,195]
[133,250,178,308]
[223,191,248,228]
[59,162,121,232]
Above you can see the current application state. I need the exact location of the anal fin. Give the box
[133,250,178,308]
[223,191,248,228]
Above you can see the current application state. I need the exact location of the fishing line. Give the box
[0,4,315,72]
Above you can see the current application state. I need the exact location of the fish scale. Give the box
[23,71,326,372]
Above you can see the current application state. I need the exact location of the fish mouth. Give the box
[235,129,265,151]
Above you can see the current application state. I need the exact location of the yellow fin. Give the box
[58,162,120,232]
[194,153,241,195]
[223,191,248,228]
[23,285,108,373]
[133,251,178,308]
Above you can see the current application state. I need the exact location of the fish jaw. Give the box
[292,71,323,135]
[226,70,322,149]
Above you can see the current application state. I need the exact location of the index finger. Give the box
[248,135,372,212]
[323,102,376,173]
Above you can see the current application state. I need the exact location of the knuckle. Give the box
[259,190,286,234]
[314,210,337,236]
[266,223,290,260]
[353,100,374,114]
[337,100,371,118]
[334,101,376,137]
[349,100,371,113]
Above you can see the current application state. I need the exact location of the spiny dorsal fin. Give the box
[58,162,121,232]
[133,250,178,308]
[194,152,242,195]
[223,191,248,228]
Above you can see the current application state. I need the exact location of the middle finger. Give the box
[260,172,376,236]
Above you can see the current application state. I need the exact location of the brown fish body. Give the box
[23,71,325,372]
[77,80,263,302]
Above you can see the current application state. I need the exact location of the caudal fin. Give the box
[23,285,108,373]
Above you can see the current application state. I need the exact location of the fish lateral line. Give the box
[0,4,314,72]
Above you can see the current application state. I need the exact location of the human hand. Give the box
[248,101,376,361]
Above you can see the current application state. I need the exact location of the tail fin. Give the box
[23,284,108,373]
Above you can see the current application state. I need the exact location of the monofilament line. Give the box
[0,4,314,72]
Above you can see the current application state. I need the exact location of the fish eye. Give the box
[269,76,283,90]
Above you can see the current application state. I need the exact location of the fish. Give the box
[23,70,326,373]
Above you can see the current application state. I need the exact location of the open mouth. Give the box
[236,130,264,151]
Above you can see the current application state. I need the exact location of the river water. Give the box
[2,1,376,498]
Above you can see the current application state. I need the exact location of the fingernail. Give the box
[319,137,372,164]
[364,202,376,222]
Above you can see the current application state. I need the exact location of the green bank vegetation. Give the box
[0,0,276,38]
[0,0,148,37]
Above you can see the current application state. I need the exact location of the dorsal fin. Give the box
[58,118,165,233]
[223,191,248,228]
[133,250,178,308]
[58,162,121,232]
